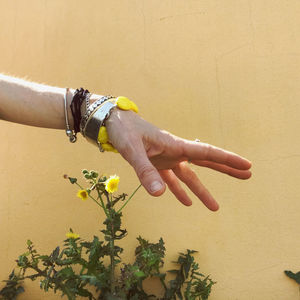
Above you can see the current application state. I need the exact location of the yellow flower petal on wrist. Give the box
[66,232,80,239]
[105,175,120,193]
[77,189,88,201]
[116,96,132,110]
[98,126,109,144]
[116,96,139,113]
[102,143,119,153]
[130,100,139,113]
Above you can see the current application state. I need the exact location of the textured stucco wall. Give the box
[1,1,300,299]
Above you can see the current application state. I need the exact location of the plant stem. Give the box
[96,187,109,217]
[106,193,115,294]
[110,238,115,294]
[117,184,142,213]
[74,182,107,213]
[108,208,115,294]
[93,178,109,216]
[160,277,168,291]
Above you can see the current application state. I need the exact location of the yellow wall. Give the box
[1,1,300,299]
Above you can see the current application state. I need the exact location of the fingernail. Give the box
[150,181,163,193]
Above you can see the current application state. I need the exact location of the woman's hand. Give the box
[106,109,252,211]
[0,74,251,209]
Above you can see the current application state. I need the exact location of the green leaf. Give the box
[37,255,49,260]
[56,267,75,278]
[50,247,60,261]
[17,255,29,267]
[68,177,77,184]
[80,275,98,285]
[134,270,146,278]
[88,236,105,262]
[285,270,300,284]
[77,287,93,297]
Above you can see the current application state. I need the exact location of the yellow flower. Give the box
[66,232,80,239]
[105,175,120,193]
[77,189,88,201]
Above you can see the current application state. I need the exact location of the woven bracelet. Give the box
[70,88,91,139]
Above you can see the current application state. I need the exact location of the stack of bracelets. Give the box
[63,88,138,153]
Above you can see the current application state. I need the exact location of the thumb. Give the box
[121,144,166,196]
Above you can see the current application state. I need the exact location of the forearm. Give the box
[0,74,100,130]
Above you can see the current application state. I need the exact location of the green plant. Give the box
[284,269,300,296]
[0,170,215,300]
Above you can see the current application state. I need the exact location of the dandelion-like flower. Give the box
[66,232,80,239]
[77,189,88,201]
[105,175,120,193]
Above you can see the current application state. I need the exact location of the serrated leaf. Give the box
[80,275,98,285]
[38,255,49,260]
[285,270,300,284]
[77,288,93,297]
[57,267,75,278]
[50,247,60,261]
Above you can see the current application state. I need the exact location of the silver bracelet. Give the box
[83,99,117,151]
[80,95,114,136]
[64,88,77,143]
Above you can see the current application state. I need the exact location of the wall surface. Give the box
[1,1,300,299]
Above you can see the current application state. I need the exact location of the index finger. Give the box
[182,140,252,170]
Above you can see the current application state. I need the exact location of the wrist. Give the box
[90,97,138,153]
